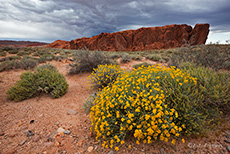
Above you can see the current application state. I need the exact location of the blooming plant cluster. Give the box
[89,64,199,150]
[88,64,124,90]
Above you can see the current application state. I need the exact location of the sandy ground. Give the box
[0,60,229,154]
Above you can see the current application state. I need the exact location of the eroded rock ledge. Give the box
[47,23,209,51]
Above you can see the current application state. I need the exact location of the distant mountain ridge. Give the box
[47,23,210,51]
[0,40,48,47]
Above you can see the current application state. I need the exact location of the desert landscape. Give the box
[1,0,230,153]
[0,28,229,154]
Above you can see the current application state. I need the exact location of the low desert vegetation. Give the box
[69,49,114,74]
[88,64,124,90]
[85,44,230,151]
[132,62,153,69]
[168,44,230,70]
[2,44,229,151]
[7,64,68,102]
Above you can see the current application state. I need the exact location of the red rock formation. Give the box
[0,40,48,47]
[47,23,209,51]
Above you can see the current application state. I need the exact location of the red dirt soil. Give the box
[0,60,229,154]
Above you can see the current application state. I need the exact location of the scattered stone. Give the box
[161,148,165,154]
[67,109,77,115]
[19,140,27,146]
[57,127,65,136]
[91,93,97,97]
[108,151,114,154]
[77,140,84,147]
[43,142,54,147]
[8,133,16,138]
[43,151,48,154]
[20,125,28,131]
[26,130,34,137]
[30,120,35,124]
[0,129,4,136]
[48,130,57,141]
[87,146,94,152]
[64,130,71,135]
[226,134,230,138]
[54,141,60,147]
[224,139,230,144]
[33,135,41,142]
[224,131,230,135]
[226,145,230,152]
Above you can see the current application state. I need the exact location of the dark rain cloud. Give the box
[0,0,229,43]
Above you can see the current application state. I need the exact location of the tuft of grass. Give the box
[120,53,131,63]
[145,54,162,61]
[69,49,114,74]
[132,62,153,69]
[168,45,230,71]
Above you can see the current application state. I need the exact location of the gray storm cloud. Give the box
[0,0,229,43]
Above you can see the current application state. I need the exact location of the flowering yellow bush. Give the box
[88,64,124,90]
[89,64,202,150]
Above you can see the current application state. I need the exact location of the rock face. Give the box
[47,23,209,51]
[0,40,48,47]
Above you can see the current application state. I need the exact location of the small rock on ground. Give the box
[67,109,77,115]
[226,145,230,152]
[57,127,65,136]
[64,130,71,135]
[224,139,230,144]
[19,140,27,146]
[87,146,94,152]
[108,151,114,154]
[0,129,4,136]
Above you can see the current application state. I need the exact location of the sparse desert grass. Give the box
[69,49,114,74]
[132,62,153,69]
[168,44,230,70]
[120,53,132,63]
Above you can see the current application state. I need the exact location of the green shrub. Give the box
[145,54,162,61]
[0,51,6,56]
[35,63,57,72]
[179,62,230,115]
[20,57,38,70]
[131,54,143,61]
[8,55,21,60]
[132,62,153,69]
[120,53,131,63]
[32,49,49,56]
[17,50,31,56]
[168,45,230,70]
[69,49,113,74]
[38,54,55,63]
[108,53,122,59]
[1,46,15,52]
[34,66,68,98]
[7,49,19,54]
[83,94,97,113]
[88,64,124,90]
[0,60,21,72]
[7,64,68,101]
[89,65,207,151]
[7,72,38,101]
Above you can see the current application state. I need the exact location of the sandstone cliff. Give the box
[47,23,209,51]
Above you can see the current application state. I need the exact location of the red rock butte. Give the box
[47,23,210,51]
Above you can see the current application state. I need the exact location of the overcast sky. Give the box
[0,0,230,43]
